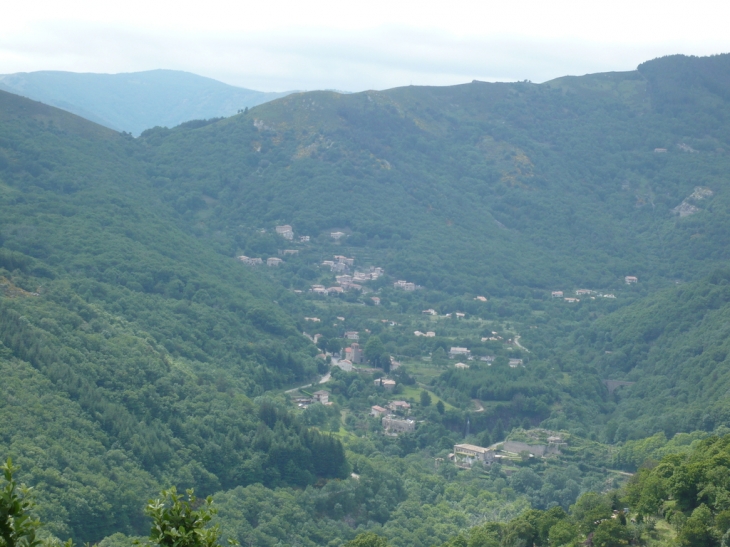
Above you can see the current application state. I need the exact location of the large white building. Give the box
[452,444,495,468]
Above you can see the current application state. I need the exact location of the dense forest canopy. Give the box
[1,53,730,547]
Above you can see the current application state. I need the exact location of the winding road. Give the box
[285,371,331,394]
[513,335,530,353]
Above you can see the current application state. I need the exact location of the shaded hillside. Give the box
[569,269,730,442]
[0,89,346,542]
[139,54,730,298]
[0,70,293,135]
[0,88,116,139]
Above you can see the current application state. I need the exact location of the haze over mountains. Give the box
[0,69,294,135]
[2,53,730,547]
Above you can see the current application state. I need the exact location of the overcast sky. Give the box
[1,0,729,92]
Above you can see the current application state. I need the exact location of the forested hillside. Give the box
[2,53,730,547]
[140,54,730,296]
[0,89,345,542]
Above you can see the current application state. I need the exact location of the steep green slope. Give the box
[0,70,293,135]
[431,434,730,547]
[568,269,730,442]
[139,54,730,298]
[3,53,730,547]
[0,90,346,542]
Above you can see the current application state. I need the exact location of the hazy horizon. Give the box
[2,0,730,93]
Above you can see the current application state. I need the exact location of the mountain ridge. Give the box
[0,69,295,135]
[2,53,730,547]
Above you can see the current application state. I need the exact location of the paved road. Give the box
[284,371,330,394]
[513,335,530,353]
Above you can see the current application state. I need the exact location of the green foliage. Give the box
[623,435,730,544]
[571,270,730,442]
[5,53,730,547]
[591,519,630,547]
[0,458,42,547]
[344,533,389,547]
[144,488,229,547]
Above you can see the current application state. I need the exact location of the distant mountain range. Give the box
[0,69,295,135]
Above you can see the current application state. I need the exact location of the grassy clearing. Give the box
[398,358,445,383]
[644,518,675,546]
[399,385,456,411]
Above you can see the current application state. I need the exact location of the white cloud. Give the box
[1,0,729,91]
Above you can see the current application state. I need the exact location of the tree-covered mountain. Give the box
[0,88,346,542]
[139,54,730,298]
[3,53,730,547]
[571,268,730,442]
[0,70,293,135]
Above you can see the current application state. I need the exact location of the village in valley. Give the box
[234,221,641,475]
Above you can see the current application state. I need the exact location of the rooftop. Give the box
[454,443,491,454]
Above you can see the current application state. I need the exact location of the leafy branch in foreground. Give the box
[144,488,235,547]
[0,457,42,547]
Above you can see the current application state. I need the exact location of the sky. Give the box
[1,0,729,92]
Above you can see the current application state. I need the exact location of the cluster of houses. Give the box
[323,255,355,271]
[354,267,384,281]
[549,277,636,300]
[370,400,411,416]
[294,389,332,408]
[335,276,363,291]
[318,256,384,293]
[370,400,415,435]
[414,330,436,337]
[275,225,310,242]
[481,332,502,342]
[344,343,364,364]
[310,284,341,295]
[422,309,466,318]
[238,256,286,267]
[237,256,264,265]
[450,434,565,469]
[551,289,619,301]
